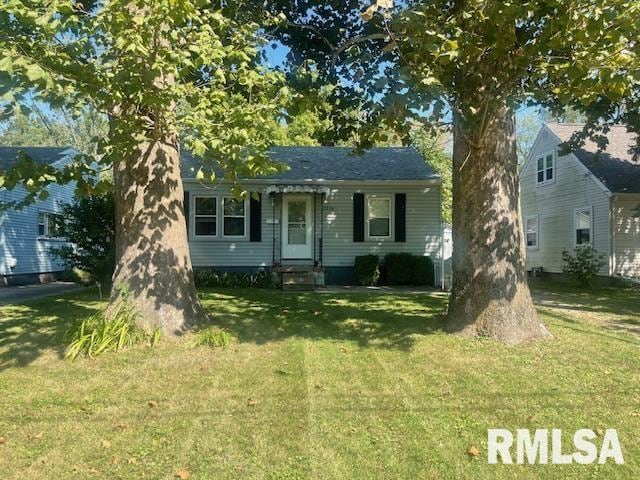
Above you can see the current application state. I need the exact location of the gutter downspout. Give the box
[438,184,445,291]
[610,195,615,276]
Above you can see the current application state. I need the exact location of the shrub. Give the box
[412,256,435,285]
[65,301,160,360]
[383,253,415,285]
[354,254,380,286]
[562,246,606,288]
[194,268,274,288]
[196,327,232,348]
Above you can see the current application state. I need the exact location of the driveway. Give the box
[0,282,84,305]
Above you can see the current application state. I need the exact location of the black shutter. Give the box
[249,192,262,242]
[395,193,406,242]
[183,190,190,233]
[353,193,365,242]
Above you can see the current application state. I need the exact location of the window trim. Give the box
[222,196,248,239]
[573,206,593,247]
[191,195,218,239]
[37,211,65,240]
[525,214,539,250]
[366,195,393,240]
[535,150,556,186]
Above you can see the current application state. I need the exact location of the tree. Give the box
[0,106,107,155]
[266,0,639,343]
[52,192,116,299]
[0,1,288,335]
[412,129,452,224]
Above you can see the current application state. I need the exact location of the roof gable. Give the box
[182,146,439,182]
[0,147,71,170]
[546,123,640,194]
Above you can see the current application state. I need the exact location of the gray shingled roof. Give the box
[0,146,71,170]
[182,147,438,181]
[547,123,640,194]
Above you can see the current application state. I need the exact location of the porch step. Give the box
[282,271,315,291]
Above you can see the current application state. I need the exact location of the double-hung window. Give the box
[38,212,63,238]
[367,196,391,238]
[525,215,538,249]
[193,196,217,237]
[574,207,592,246]
[223,197,246,237]
[536,152,555,185]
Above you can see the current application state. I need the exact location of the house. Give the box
[182,147,445,287]
[0,147,76,286]
[520,123,640,279]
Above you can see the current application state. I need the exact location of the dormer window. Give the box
[536,152,555,186]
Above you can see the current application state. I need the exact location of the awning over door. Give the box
[265,185,331,195]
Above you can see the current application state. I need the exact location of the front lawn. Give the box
[0,283,639,479]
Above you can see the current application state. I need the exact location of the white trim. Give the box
[366,194,393,240]
[519,125,550,180]
[525,214,539,250]
[222,196,248,239]
[573,206,593,247]
[535,150,556,186]
[191,195,218,239]
[37,211,65,240]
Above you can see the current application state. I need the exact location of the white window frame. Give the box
[536,151,556,186]
[222,196,248,239]
[525,214,539,250]
[366,195,393,240]
[37,211,64,239]
[573,206,593,247]
[191,195,218,239]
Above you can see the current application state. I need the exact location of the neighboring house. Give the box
[182,147,444,287]
[0,147,76,286]
[520,123,640,279]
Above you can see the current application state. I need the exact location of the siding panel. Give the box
[613,196,640,277]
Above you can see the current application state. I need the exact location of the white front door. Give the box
[282,195,313,259]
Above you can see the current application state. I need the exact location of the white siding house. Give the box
[0,147,76,285]
[520,124,640,279]
[183,147,444,285]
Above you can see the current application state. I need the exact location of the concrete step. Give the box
[282,271,315,291]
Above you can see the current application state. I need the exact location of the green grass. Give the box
[0,282,639,479]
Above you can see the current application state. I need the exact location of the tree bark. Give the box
[108,133,208,336]
[447,103,551,344]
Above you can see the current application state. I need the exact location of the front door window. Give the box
[282,196,312,259]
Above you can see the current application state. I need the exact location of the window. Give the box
[367,196,391,238]
[574,207,592,246]
[38,212,64,238]
[536,152,555,185]
[193,196,217,237]
[223,197,246,237]
[525,215,538,249]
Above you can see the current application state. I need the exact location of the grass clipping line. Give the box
[65,301,161,360]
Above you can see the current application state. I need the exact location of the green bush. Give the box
[562,246,606,288]
[412,256,435,285]
[194,268,274,288]
[383,253,415,285]
[383,253,435,286]
[65,301,160,360]
[354,254,380,286]
[196,327,232,348]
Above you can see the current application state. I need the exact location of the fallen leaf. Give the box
[596,428,605,437]
[101,439,112,449]
[148,400,158,408]
[247,398,257,407]
[0,436,6,445]
[175,470,190,480]
[89,468,98,474]
[275,368,291,376]
[467,445,480,458]
[340,347,350,354]
[32,431,44,440]
[113,422,128,431]
[527,415,538,423]
[127,457,138,464]
[314,384,325,391]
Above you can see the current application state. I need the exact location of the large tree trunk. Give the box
[446,103,551,344]
[109,133,208,336]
